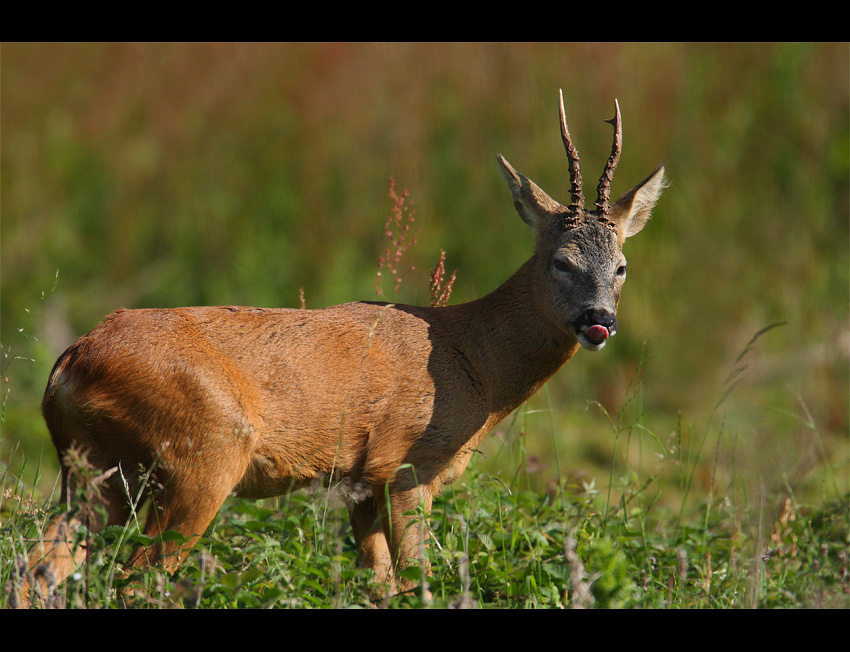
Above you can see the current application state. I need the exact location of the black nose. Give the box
[578,309,618,333]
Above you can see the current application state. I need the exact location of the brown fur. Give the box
[21,94,666,604]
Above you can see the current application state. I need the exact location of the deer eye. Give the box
[553,258,571,273]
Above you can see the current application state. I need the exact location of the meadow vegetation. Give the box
[1,43,847,607]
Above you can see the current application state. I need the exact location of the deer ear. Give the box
[609,164,667,241]
[497,154,564,231]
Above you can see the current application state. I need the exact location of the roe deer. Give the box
[20,90,666,605]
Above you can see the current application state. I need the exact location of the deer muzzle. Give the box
[573,309,618,351]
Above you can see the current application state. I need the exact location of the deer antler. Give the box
[559,89,584,212]
[594,99,622,217]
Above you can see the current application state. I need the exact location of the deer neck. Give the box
[450,256,580,420]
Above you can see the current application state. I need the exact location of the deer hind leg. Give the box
[122,448,249,579]
[19,467,134,608]
[124,478,225,575]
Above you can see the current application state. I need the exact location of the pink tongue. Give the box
[585,325,609,344]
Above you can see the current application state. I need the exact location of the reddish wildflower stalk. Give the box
[376,178,420,300]
[429,249,457,307]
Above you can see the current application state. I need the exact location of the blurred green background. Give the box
[2,43,847,510]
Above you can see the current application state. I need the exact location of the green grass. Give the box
[3,446,847,608]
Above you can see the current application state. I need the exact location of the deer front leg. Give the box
[382,483,434,596]
[347,494,394,593]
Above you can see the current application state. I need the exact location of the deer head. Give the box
[498,90,666,351]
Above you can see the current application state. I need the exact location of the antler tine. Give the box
[559,90,584,212]
[594,99,622,217]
